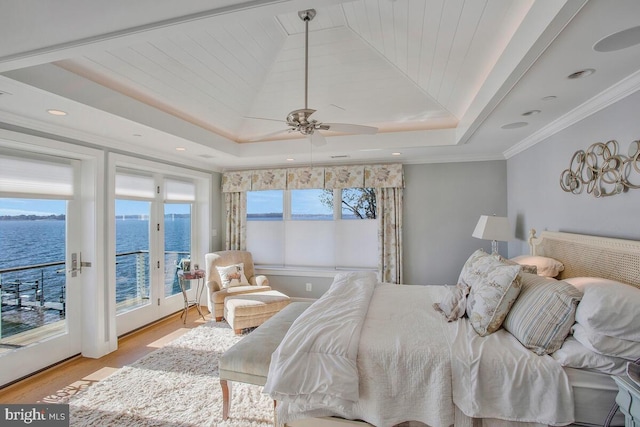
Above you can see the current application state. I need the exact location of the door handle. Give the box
[70,252,92,277]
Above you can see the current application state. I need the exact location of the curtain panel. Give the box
[222,163,404,191]
[376,187,403,284]
[224,192,246,250]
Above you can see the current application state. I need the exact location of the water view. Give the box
[0,213,191,340]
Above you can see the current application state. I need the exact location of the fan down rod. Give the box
[299,9,316,110]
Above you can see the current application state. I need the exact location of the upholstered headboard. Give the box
[527,229,640,288]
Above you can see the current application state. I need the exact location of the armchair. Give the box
[205,250,270,321]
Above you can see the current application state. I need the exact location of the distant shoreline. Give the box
[0,214,65,221]
[1,213,193,221]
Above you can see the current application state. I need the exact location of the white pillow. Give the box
[565,277,640,341]
[509,255,564,277]
[216,263,250,289]
[551,336,628,375]
[572,323,640,361]
[433,283,470,322]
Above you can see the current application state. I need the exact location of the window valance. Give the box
[222,163,403,192]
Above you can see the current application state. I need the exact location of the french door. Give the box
[0,148,90,387]
[113,163,198,336]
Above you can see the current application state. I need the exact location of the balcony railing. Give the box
[1,250,190,341]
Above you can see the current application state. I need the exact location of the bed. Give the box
[263,230,640,427]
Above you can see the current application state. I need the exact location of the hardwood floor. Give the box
[0,307,212,404]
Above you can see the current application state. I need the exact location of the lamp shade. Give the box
[472,215,513,242]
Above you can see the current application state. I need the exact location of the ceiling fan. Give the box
[248,9,378,146]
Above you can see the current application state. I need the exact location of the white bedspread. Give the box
[267,279,457,426]
[264,271,377,422]
[266,279,576,427]
[448,319,575,426]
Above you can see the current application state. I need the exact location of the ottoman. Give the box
[224,290,290,334]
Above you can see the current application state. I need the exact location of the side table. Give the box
[178,269,206,324]
[613,374,640,426]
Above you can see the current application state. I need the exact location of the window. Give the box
[247,190,283,221]
[115,199,151,313]
[163,177,195,296]
[0,198,67,340]
[341,188,376,219]
[164,203,191,297]
[291,189,332,220]
[246,188,377,269]
[0,153,75,346]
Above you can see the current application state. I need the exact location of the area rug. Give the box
[67,321,273,426]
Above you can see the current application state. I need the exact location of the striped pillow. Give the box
[503,273,582,355]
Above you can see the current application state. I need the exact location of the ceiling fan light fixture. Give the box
[249,9,376,145]
[286,108,315,126]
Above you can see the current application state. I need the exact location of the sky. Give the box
[0,198,66,216]
[247,189,332,215]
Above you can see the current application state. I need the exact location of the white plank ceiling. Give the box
[1,0,640,169]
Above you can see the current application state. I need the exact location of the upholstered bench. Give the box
[220,301,312,421]
[224,290,291,334]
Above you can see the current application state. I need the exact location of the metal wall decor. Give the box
[560,139,640,197]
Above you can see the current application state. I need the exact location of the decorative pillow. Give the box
[457,249,490,288]
[564,277,640,341]
[509,255,564,277]
[465,256,522,336]
[433,283,470,322]
[572,323,640,361]
[503,273,582,355]
[216,263,250,289]
[551,337,628,376]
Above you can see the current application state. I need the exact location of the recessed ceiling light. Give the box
[522,110,541,116]
[175,147,186,151]
[501,122,528,130]
[594,25,640,52]
[47,109,67,116]
[391,152,402,156]
[286,158,295,161]
[567,68,595,79]
[541,95,557,101]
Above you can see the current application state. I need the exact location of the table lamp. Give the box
[472,215,512,254]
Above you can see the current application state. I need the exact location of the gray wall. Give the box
[264,275,334,299]
[402,161,508,285]
[507,90,640,257]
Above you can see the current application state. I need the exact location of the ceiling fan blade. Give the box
[323,123,378,135]
[244,116,285,123]
[310,131,326,146]
[246,128,293,142]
